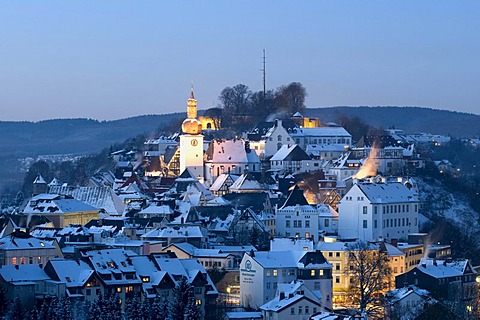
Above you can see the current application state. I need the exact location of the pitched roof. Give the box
[354,182,419,204]
[0,264,50,282]
[270,144,311,161]
[280,185,309,208]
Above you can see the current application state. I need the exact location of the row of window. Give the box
[290,305,316,315]
[266,269,296,277]
[11,256,44,265]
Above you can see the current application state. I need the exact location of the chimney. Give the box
[391,238,398,247]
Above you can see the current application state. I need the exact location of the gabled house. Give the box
[152,256,219,319]
[43,258,99,302]
[395,258,478,316]
[0,228,61,266]
[275,186,338,242]
[240,249,333,309]
[0,264,65,307]
[249,119,295,160]
[22,193,99,228]
[261,281,326,320]
[129,255,176,299]
[205,139,261,184]
[162,242,237,270]
[270,144,319,174]
[338,181,419,242]
[81,249,143,306]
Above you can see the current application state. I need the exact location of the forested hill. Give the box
[0,113,184,156]
[306,106,480,137]
[1,106,479,157]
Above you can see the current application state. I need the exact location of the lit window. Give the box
[20,257,25,265]
[310,270,315,276]
[273,270,278,277]
[12,257,17,265]
[195,299,202,305]
[142,277,150,283]
[116,287,122,293]
[126,286,134,293]
[40,242,45,247]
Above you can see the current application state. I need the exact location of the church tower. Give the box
[179,88,204,180]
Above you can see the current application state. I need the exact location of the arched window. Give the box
[278,135,282,141]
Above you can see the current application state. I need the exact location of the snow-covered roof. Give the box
[165,242,232,258]
[23,195,98,214]
[48,186,125,216]
[270,144,310,161]
[353,182,419,204]
[417,258,474,278]
[206,139,260,164]
[386,286,430,303]
[291,127,351,138]
[229,174,264,192]
[141,226,205,239]
[311,312,353,320]
[0,234,55,250]
[47,259,94,288]
[138,204,173,215]
[0,264,50,282]
[209,174,240,192]
[225,312,262,319]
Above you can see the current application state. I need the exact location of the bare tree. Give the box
[346,241,391,319]
[275,82,307,115]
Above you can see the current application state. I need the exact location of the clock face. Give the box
[191,139,198,146]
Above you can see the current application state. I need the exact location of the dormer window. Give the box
[142,276,150,283]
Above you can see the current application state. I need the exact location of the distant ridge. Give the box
[1,106,479,158]
[305,106,480,137]
[0,113,184,156]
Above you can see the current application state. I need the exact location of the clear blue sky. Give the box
[1,1,479,121]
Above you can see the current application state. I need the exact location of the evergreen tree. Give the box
[8,297,25,320]
[169,277,192,320]
[125,293,143,320]
[0,287,7,318]
[184,295,201,320]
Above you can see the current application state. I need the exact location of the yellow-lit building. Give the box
[198,116,219,130]
[291,112,320,128]
[179,88,204,180]
[22,194,99,228]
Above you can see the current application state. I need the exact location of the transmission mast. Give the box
[262,49,266,99]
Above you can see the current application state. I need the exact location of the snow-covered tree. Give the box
[125,293,143,320]
[169,276,200,320]
[8,297,25,320]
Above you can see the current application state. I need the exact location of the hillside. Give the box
[0,113,184,157]
[1,106,479,159]
[306,106,480,137]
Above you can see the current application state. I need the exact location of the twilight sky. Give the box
[1,1,479,121]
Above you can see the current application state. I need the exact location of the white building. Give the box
[290,127,352,150]
[205,139,261,184]
[270,144,321,174]
[260,281,325,320]
[275,187,338,242]
[179,89,204,180]
[239,249,333,309]
[337,182,419,242]
[249,120,294,160]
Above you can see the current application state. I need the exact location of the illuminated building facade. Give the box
[179,88,204,181]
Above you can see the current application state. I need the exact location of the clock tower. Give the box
[179,88,204,180]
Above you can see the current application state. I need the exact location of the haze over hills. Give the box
[306,106,480,137]
[1,106,479,159]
